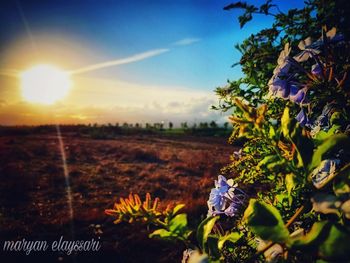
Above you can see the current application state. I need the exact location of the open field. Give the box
[0,132,235,262]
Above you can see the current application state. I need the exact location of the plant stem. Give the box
[286,205,305,228]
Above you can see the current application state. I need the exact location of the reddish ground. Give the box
[0,133,235,262]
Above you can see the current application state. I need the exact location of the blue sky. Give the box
[0,0,305,125]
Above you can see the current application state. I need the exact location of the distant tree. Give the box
[115,122,119,127]
[181,122,188,129]
[168,122,173,129]
[223,122,229,129]
[122,122,129,128]
[209,120,218,128]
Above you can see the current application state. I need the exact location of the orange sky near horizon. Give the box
[0,39,222,125]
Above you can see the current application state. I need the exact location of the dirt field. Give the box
[0,133,235,262]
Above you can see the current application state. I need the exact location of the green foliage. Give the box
[105,193,191,242]
[308,134,350,172]
[196,216,219,251]
[150,213,192,242]
[212,0,350,261]
[243,199,290,243]
[106,1,350,262]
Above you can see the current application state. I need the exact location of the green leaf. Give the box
[291,221,330,249]
[281,107,291,138]
[285,173,297,195]
[197,216,219,251]
[275,193,292,207]
[308,134,350,172]
[172,204,185,215]
[243,199,289,243]
[169,213,187,233]
[257,155,279,169]
[281,106,313,168]
[149,229,174,239]
[207,235,221,260]
[290,123,314,168]
[330,112,343,126]
[333,163,350,195]
[267,158,286,171]
[269,125,277,140]
[319,224,350,261]
[218,232,242,250]
[314,125,342,145]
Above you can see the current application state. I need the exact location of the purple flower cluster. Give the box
[269,28,344,127]
[311,159,340,189]
[268,44,308,105]
[310,103,337,136]
[296,108,310,127]
[294,28,344,62]
[293,37,320,63]
[303,28,344,50]
[207,175,246,217]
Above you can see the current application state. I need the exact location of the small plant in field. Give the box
[106,193,191,244]
[106,1,350,262]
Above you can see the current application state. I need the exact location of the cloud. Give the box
[173,38,201,46]
[70,48,170,75]
[0,76,229,125]
[0,52,229,125]
[0,98,227,126]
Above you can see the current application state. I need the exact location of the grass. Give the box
[0,130,236,262]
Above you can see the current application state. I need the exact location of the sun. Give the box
[20,64,71,104]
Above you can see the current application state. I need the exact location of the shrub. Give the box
[106,1,350,262]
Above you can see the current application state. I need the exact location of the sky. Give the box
[0,0,304,125]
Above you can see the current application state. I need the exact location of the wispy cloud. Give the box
[173,38,201,46]
[70,48,170,75]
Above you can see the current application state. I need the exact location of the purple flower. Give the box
[310,103,337,136]
[289,85,308,104]
[311,64,322,77]
[294,37,321,62]
[268,77,289,99]
[296,108,310,126]
[275,43,292,75]
[307,27,344,50]
[311,159,340,189]
[273,63,291,76]
[223,202,241,217]
[208,188,224,211]
[207,175,246,217]
[269,78,308,105]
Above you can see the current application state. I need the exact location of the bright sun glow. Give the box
[20,64,71,104]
